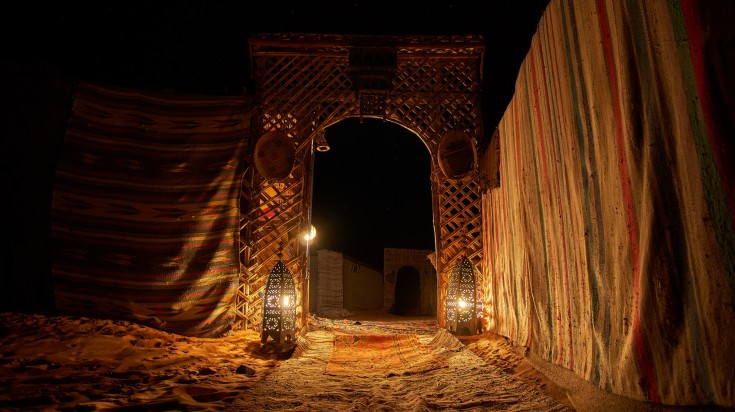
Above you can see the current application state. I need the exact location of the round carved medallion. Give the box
[254,131,296,181]
[438,130,477,180]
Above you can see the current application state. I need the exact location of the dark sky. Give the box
[4,1,549,269]
[311,119,435,269]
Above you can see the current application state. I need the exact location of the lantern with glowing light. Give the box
[261,252,297,344]
[445,256,482,335]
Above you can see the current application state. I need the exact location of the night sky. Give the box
[311,119,435,269]
[4,1,549,269]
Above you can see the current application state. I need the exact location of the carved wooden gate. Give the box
[236,34,486,334]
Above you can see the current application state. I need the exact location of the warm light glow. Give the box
[446,256,482,335]
[302,225,317,242]
[262,259,297,343]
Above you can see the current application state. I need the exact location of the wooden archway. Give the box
[236,34,485,334]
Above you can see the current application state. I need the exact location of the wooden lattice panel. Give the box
[237,152,310,332]
[239,34,486,333]
[435,175,484,328]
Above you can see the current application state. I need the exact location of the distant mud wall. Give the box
[481,0,734,406]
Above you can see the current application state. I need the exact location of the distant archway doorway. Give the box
[394,266,421,316]
[238,34,486,336]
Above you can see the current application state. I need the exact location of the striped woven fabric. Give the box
[51,82,254,337]
[481,0,734,406]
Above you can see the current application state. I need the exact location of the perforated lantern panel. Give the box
[261,259,297,343]
[237,34,486,334]
[446,256,482,335]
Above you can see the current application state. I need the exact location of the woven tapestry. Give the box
[481,0,734,406]
[51,82,254,337]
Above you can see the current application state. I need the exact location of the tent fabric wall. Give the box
[481,0,734,406]
[51,82,254,338]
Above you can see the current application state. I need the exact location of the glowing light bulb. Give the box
[458,300,468,308]
[282,295,291,307]
[302,225,317,242]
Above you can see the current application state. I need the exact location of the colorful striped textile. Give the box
[51,82,254,337]
[481,0,734,406]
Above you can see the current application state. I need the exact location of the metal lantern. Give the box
[315,130,330,152]
[445,256,482,335]
[261,256,297,344]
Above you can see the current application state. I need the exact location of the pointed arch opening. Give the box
[311,118,434,270]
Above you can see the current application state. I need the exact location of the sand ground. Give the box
[3,309,727,411]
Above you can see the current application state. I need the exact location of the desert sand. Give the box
[4,309,716,411]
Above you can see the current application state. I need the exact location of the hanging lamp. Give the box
[315,130,330,152]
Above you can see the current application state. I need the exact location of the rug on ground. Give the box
[325,334,447,377]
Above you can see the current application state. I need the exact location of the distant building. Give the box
[384,248,437,316]
[308,248,437,317]
[308,249,384,315]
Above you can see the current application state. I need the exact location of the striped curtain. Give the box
[482,0,734,406]
[52,82,254,337]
